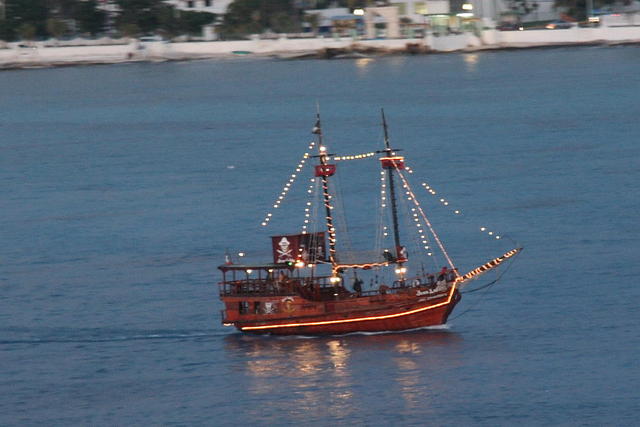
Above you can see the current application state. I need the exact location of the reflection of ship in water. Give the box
[217,110,521,335]
[223,329,464,420]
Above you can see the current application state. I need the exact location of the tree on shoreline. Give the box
[219,0,302,39]
[553,0,618,21]
[0,0,215,41]
[114,1,215,38]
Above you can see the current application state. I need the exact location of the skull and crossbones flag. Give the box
[272,232,326,264]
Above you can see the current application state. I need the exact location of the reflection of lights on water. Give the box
[396,357,419,371]
[463,53,479,72]
[292,341,324,377]
[327,340,349,371]
[394,356,423,409]
[393,340,424,408]
[325,340,354,419]
[395,339,422,354]
[355,57,373,69]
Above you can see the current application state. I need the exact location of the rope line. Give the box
[449,251,521,321]
[395,166,457,270]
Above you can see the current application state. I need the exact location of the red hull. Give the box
[224,288,461,336]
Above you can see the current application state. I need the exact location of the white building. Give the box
[164,0,234,15]
[390,1,450,23]
[467,0,558,23]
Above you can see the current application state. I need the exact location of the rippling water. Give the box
[1,46,639,425]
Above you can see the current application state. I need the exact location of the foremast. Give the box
[312,112,339,271]
[378,109,407,269]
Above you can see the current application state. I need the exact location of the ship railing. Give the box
[219,277,336,297]
[218,275,454,299]
[219,279,286,296]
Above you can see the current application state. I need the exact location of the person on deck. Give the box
[437,267,448,282]
[276,271,289,293]
[435,267,448,290]
[427,274,435,287]
[353,277,363,296]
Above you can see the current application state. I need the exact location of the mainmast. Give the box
[378,109,406,265]
[312,112,338,267]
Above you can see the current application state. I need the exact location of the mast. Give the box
[379,109,404,264]
[312,111,338,267]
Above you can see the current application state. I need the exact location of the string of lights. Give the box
[395,165,457,271]
[322,175,337,260]
[419,181,502,240]
[261,141,315,227]
[301,178,318,234]
[403,164,437,256]
[333,152,376,161]
[374,170,388,258]
[457,248,522,284]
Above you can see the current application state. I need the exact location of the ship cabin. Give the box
[219,263,354,302]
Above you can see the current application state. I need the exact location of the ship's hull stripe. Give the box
[240,284,458,331]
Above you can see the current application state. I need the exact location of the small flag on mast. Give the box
[311,118,321,134]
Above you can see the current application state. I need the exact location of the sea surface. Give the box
[1,46,639,426]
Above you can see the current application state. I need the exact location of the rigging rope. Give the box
[395,166,457,271]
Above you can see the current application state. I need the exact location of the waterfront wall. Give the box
[484,26,640,47]
[1,25,639,69]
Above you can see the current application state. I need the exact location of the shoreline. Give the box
[1,27,639,70]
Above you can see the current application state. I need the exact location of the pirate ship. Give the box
[218,111,521,335]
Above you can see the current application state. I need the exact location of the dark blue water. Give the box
[1,47,638,425]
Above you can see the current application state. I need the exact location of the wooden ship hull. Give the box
[224,296,460,336]
[219,271,462,335]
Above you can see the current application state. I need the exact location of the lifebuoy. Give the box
[281,296,295,313]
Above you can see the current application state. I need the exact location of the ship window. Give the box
[239,301,249,314]
[253,301,260,314]
[392,3,407,15]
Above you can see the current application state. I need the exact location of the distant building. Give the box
[164,0,234,15]
[467,0,557,23]
[365,6,401,38]
[304,8,351,35]
[96,0,234,16]
[390,1,450,23]
[95,0,231,35]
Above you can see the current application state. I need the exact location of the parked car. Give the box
[496,22,524,31]
[139,35,164,42]
[545,20,574,29]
